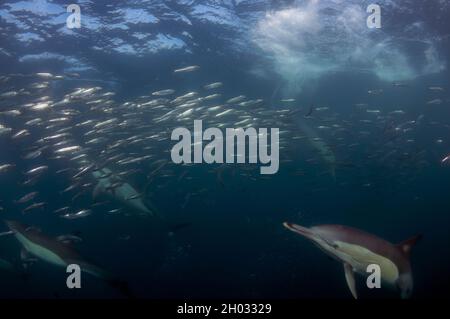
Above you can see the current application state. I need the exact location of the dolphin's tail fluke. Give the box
[142,197,160,218]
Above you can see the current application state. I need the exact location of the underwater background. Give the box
[0,0,450,299]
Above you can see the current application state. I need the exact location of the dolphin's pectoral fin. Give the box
[343,263,358,299]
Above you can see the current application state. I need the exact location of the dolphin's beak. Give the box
[283,222,314,239]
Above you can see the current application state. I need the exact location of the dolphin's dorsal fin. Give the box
[343,263,358,299]
[397,234,422,256]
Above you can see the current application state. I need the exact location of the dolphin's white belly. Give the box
[15,233,67,267]
[333,241,399,284]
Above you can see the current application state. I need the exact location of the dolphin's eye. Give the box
[323,238,339,249]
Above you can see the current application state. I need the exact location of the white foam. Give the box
[253,0,446,94]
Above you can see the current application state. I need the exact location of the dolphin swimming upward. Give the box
[92,168,157,216]
[283,222,421,299]
[5,220,131,296]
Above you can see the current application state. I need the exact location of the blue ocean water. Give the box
[0,0,450,299]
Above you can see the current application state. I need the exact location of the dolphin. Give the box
[283,222,421,299]
[5,220,131,296]
[91,167,190,235]
[92,167,157,216]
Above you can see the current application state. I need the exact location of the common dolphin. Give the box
[92,168,157,216]
[283,222,421,299]
[5,220,131,296]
